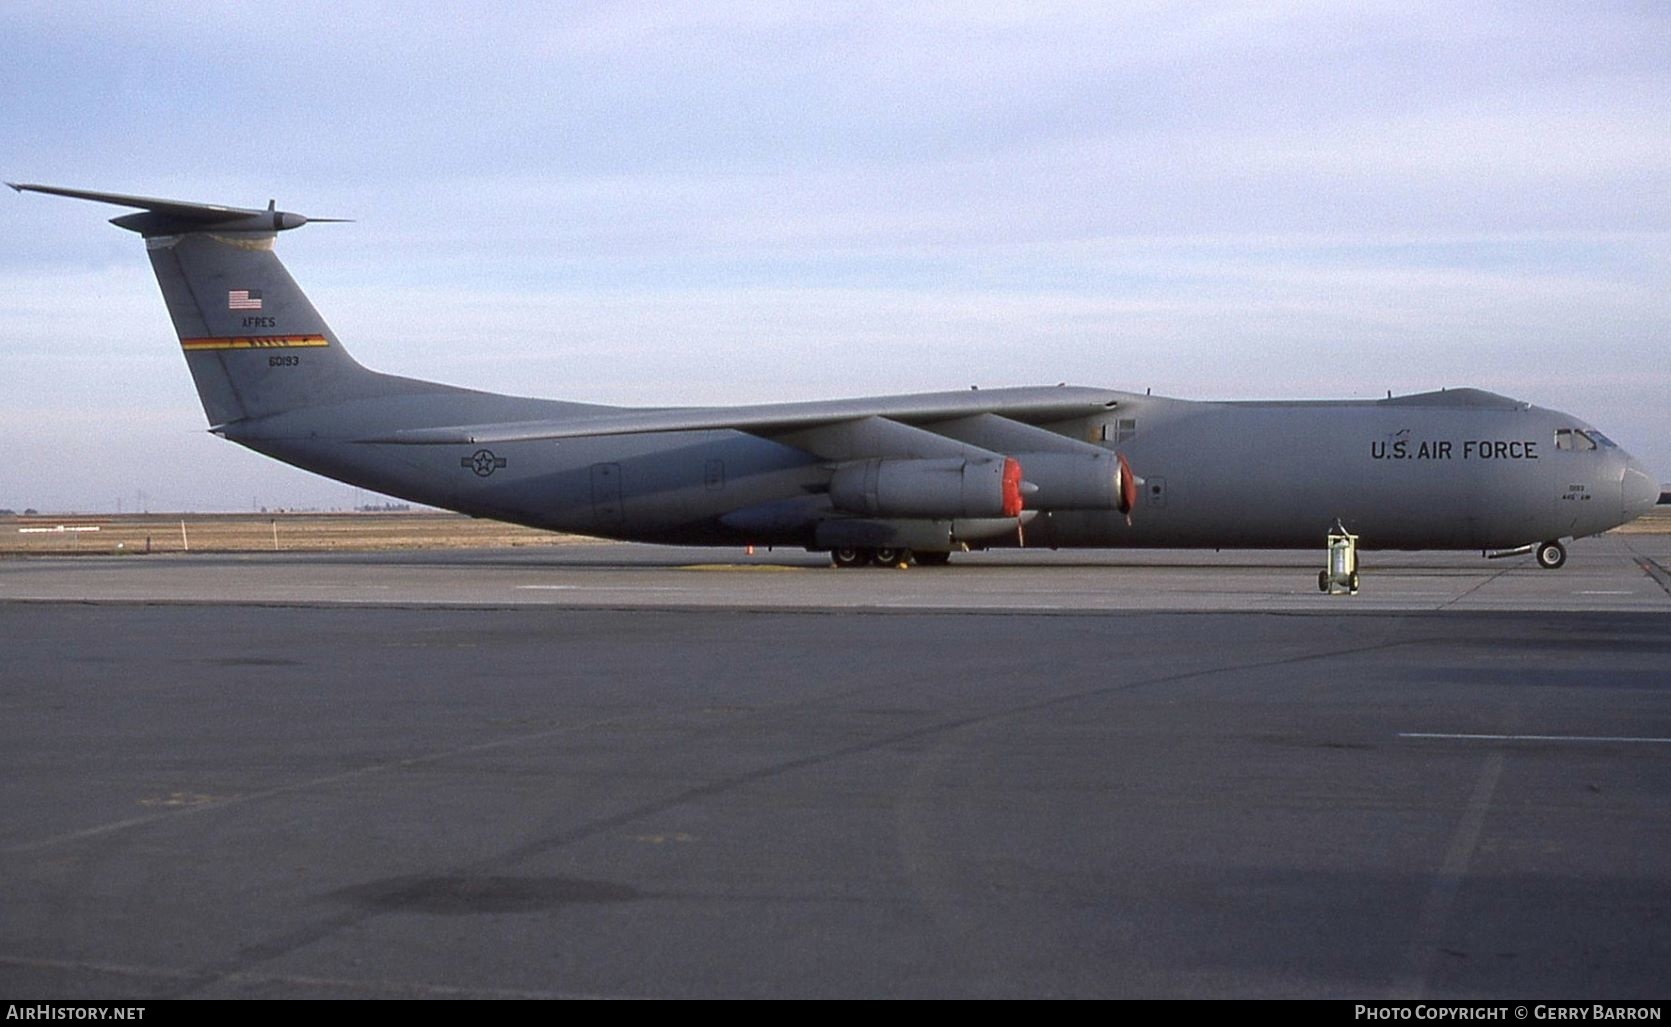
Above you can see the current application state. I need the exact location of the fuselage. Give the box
[227,384,1658,553]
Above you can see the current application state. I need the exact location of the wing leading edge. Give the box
[359,385,1126,446]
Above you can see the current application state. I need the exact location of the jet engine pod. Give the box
[829,457,1023,519]
[1011,450,1138,513]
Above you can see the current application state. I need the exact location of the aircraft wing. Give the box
[361,385,1125,447]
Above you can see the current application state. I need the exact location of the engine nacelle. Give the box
[829,457,1024,519]
[1014,451,1137,513]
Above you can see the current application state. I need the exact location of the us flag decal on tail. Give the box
[228,289,263,310]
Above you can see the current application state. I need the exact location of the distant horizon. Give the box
[0,502,438,518]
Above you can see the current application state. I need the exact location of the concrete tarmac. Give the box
[1,536,1669,998]
[3,531,1670,613]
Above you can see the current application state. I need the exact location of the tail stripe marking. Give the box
[180,335,330,351]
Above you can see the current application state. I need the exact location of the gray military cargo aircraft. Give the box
[14,183,1661,570]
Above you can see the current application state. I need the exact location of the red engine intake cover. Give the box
[1117,452,1137,515]
[1002,457,1025,517]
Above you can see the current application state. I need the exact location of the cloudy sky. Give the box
[3,1,1667,511]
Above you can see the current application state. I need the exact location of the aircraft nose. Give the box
[1622,456,1660,522]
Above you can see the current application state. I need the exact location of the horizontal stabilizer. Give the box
[357,386,1125,445]
[9,182,348,236]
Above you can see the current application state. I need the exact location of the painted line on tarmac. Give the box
[516,585,693,593]
[1392,750,1503,1000]
[1634,557,1671,598]
[1401,732,1671,744]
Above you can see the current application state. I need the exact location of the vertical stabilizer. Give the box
[146,230,374,425]
[11,183,387,427]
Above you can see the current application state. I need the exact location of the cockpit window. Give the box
[1587,430,1617,448]
[1555,428,1598,452]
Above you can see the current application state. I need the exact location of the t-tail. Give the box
[10,183,406,428]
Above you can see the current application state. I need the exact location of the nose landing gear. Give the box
[1535,540,1567,570]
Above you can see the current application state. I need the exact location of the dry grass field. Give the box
[1604,506,1671,534]
[2,507,1665,557]
[0,512,597,556]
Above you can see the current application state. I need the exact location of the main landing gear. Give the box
[1535,540,1567,570]
[829,547,953,569]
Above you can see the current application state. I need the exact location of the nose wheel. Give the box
[1535,540,1567,570]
